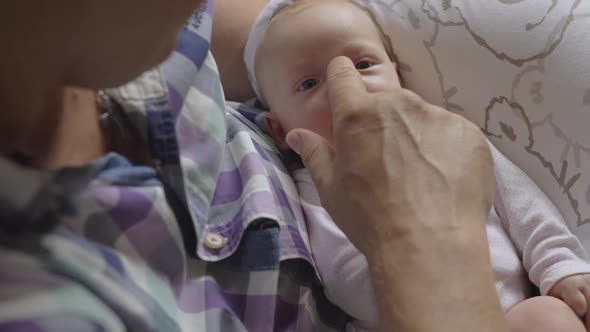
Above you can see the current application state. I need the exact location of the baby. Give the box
[244,0,590,331]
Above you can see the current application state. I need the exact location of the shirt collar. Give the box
[0,156,105,235]
[106,1,223,258]
[106,2,316,264]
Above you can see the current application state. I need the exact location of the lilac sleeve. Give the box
[490,143,590,295]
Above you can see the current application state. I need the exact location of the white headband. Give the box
[243,0,370,106]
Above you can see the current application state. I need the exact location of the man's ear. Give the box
[263,112,291,151]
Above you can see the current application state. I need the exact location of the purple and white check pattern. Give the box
[0,1,350,330]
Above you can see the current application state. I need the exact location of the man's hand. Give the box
[285,56,505,332]
[549,274,590,330]
[286,56,494,254]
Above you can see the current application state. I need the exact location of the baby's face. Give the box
[255,0,401,148]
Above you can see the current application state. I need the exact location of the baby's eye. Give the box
[355,60,373,70]
[298,79,320,91]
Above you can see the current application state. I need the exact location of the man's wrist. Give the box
[362,217,507,332]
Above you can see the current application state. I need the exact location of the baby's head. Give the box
[248,0,402,150]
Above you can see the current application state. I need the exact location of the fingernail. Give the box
[286,132,301,155]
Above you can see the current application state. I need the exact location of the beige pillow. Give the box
[365,0,590,251]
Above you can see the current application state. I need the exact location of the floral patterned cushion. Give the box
[367,0,590,251]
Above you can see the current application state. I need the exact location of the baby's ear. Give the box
[263,112,291,152]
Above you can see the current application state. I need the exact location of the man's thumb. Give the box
[286,129,334,189]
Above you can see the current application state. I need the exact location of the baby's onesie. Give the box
[295,142,590,331]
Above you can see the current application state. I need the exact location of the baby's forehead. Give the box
[257,0,391,64]
[272,0,363,22]
[266,0,378,45]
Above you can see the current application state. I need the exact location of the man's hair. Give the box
[269,0,399,64]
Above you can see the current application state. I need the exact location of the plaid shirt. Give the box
[0,1,350,331]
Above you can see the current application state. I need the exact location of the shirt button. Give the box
[204,232,226,250]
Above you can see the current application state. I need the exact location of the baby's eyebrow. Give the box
[293,41,382,67]
[338,40,383,55]
[285,40,383,78]
[290,60,315,73]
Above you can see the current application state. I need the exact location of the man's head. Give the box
[0,0,206,157]
[1,0,205,89]
[253,0,402,149]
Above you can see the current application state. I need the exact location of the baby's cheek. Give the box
[289,109,332,143]
[311,110,334,144]
[281,92,333,143]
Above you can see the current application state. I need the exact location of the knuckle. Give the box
[328,64,357,82]
[335,94,395,130]
[301,146,329,189]
[396,88,425,109]
[332,94,364,115]
[438,109,482,133]
[371,89,425,119]
[301,141,320,165]
[335,109,366,129]
[374,94,398,115]
[462,117,487,139]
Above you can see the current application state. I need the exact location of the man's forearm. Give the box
[365,219,507,332]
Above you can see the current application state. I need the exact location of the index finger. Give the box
[327,56,367,114]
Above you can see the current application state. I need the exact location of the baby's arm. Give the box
[489,143,590,323]
[294,169,378,330]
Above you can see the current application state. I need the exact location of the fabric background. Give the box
[363,0,590,252]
